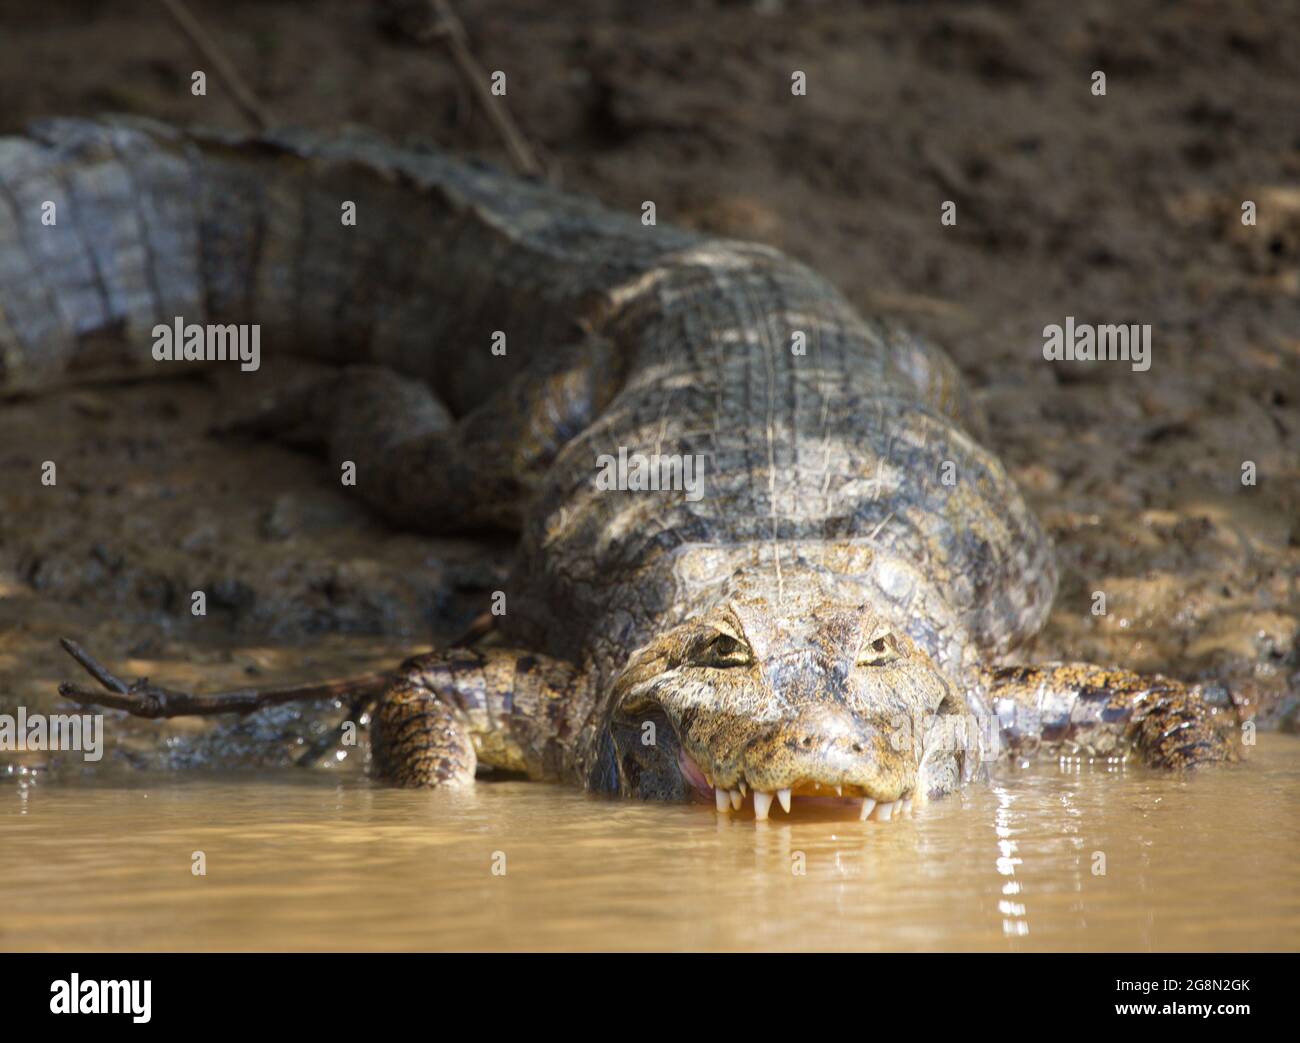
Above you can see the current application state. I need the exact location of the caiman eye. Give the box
[696,632,751,668]
[857,633,902,667]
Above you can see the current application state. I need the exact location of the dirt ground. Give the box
[1,0,1297,777]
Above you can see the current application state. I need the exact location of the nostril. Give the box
[802,736,813,747]
[852,743,864,753]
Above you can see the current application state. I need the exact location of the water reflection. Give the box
[1,737,1297,950]
[992,785,1029,937]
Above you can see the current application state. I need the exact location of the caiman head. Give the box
[606,593,980,822]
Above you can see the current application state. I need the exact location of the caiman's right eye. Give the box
[856,632,902,667]
[697,633,752,668]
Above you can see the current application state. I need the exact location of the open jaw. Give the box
[676,747,915,823]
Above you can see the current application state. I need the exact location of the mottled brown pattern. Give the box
[984,662,1237,768]
[371,678,477,787]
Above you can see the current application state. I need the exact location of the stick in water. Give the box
[58,637,393,718]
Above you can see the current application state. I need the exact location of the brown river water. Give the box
[3,735,1298,952]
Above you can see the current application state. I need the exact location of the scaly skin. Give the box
[3,118,1238,821]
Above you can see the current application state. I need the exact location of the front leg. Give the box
[371,677,477,787]
[372,648,591,787]
[58,638,590,789]
[982,662,1240,769]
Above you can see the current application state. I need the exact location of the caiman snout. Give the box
[676,705,919,823]
[609,591,955,823]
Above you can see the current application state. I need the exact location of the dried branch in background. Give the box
[159,0,275,131]
[426,0,545,178]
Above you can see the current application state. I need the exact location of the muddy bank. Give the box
[1,0,1296,778]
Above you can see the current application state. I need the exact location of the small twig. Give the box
[159,0,276,132]
[449,609,496,648]
[58,637,392,718]
[427,0,543,178]
[919,141,968,200]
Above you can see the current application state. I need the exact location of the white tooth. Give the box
[738,780,747,796]
[777,788,792,813]
[901,798,913,816]
[873,801,895,822]
[715,787,730,813]
[730,789,742,810]
[859,798,877,820]
[836,785,843,796]
[753,791,774,820]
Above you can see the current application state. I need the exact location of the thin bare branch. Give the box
[58,637,392,718]
[449,609,496,648]
[427,0,544,178]
[159,0,276,131]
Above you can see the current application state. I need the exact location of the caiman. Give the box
[1,117,1238,821]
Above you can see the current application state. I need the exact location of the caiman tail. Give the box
[0,115,684,401]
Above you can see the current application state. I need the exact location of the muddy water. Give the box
[3,736,1298,952]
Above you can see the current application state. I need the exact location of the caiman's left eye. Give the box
[857,633,902,667]
[697,632,752,668]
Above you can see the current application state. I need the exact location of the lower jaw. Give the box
[676,748,913,823]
